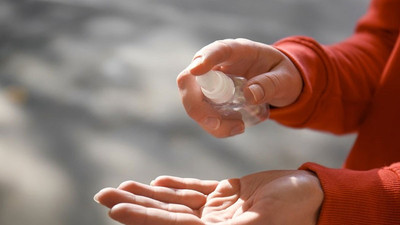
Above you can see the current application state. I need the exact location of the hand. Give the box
[177,38,302,138]
[94,170,323,225]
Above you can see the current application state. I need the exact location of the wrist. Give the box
[298,170,324,223]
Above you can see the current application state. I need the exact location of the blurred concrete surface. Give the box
[0,0,368,224]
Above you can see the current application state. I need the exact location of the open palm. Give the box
[95,170,323,225]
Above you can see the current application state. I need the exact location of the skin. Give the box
[94,39,322,224]
[94,170,323,225]
[177,38,303,138]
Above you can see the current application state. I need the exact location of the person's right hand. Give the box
[177,38,302,138]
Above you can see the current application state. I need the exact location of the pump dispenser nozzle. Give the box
[195,70,235,104]
[195,70,269,128]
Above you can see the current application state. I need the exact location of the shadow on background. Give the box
[0,0,368,224]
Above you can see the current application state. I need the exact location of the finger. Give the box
[200,118,244,138]
[151,176,219,195]
[189,39,234,75]
[243,47,302,106]
[94,188,195,214]
[109,203,204,225]
[243,71,279,105]
[244,64,302,107]
[177,70,221,126]
[177,71,221,124]
[117,181,206,209]
[191,39,279,78]
[177,71,245,137]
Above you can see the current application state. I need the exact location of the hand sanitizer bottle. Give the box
[196,70,269,127]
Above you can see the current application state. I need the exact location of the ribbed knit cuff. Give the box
[299,162,400,225]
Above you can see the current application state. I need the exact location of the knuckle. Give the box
[234,37,251,43]
[118,180,135,189]
[109,203,132,218]
[214,40,233,55]
[154,175,170,182]
[99,187,116,195]
[185,103,203,121]
[261,73,280,98]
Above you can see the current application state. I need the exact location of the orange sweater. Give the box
[271,0,400,224]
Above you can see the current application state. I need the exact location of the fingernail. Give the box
[230,124,244,136]
[93,193,100,203]
[150,180,155,186]
[202,117,220,130]
[248,84,264,103]
[187,57,203,72]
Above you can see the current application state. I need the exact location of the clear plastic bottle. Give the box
[196,70,269,127]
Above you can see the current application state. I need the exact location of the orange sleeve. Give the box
[271,1,400,223]
[270,0,399,134]
[299,162,400,224]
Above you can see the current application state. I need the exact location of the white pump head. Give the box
[195,70,235,104]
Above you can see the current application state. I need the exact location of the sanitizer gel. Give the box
[196,70,269,127]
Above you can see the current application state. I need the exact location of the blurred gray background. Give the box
[0,0,368,224]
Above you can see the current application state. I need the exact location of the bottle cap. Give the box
[196,70,235,104]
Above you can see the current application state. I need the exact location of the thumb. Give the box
[244,66,302,108]
[243,72,280,105]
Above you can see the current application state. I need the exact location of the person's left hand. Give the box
[94,170,323,225]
